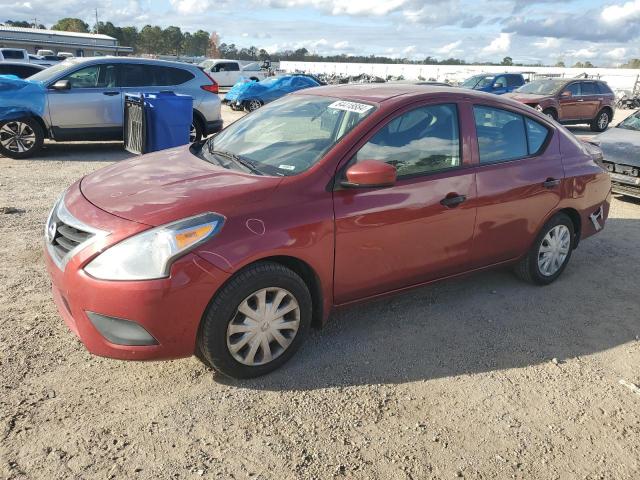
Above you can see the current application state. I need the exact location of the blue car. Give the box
[461,73,525,95]
[224,75,321,112]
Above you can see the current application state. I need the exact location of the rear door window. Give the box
[355,104,461,178]
[118,64,147,87]
[474,106,527,163]
[580,82,598,96]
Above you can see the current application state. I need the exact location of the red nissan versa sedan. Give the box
[44,85,612,378]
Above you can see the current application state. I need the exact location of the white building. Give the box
[0,25,133,57]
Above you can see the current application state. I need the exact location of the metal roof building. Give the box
[0,25,133,56]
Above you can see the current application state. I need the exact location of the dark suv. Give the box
[506,78,615,132]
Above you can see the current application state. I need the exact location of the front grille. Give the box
[51,221,94,258]
[46,199,103,270]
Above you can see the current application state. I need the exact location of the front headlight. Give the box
[84,212,224,281]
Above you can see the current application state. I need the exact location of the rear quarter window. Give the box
[597,82,614,95]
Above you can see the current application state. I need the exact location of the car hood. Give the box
[504,93,548,103]
[80,145,283,226]
[595,127,640,168]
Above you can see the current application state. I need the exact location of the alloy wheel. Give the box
[537,225,571,276]
[226,287,301,366]
[0,121,36,154]
[189,123,197,142]
[598,112,609,130]
[247,100,261,112]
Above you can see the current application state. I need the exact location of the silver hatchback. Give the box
[0,57,222,159]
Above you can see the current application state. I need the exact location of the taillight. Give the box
[201,71,219,94]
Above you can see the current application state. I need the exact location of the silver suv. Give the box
[0,57,222,159]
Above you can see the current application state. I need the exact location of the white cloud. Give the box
[258,0,407,16]
[436,40,462,55]
[601,0,640,23]
[170,0,211,14]
[482,32,511,54]
[566,47,597,59]
[606,47,627,59]
[333,40,349,49]
[533,37,561,49]
[403,45,416,55]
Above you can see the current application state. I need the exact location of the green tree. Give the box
[162,26,183,55]
[501,56,513,66]
[51,17,89,33]
[555,60,566,67]
[139,25,162,54]
[622,58,640,69]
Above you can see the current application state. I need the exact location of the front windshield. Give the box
[199,95,376,176]
[515,79,566,95]
[28,61,74,82]
[618,111,640,131]
[461,75,493,88]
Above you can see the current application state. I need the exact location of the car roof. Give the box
[293,83,464,103]
[294,83,542,113]
[61,56,200,70]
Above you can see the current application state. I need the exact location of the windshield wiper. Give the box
[211,149,264,175]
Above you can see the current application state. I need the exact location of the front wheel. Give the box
[0,117,44,159]
[244,99,262,112]
[514,213,575,285]
[590,110,610,132]
[542,108,558,121]
[197,262,312,378]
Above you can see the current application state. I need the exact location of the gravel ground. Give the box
[1,105,639,480]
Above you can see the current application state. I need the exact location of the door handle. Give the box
[543,178,561,188]
[103,91,119,96]
[440,194,467,208]
[577,99,584,102]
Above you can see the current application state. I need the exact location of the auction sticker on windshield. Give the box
[328,100,374,114]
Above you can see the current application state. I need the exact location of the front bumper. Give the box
[44,185,231,361]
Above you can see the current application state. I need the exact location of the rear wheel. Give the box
[197,262,312,378]
[591,109,610,132]
[515,213,575,285]
[190,118,203,143]
[0,118,44,159]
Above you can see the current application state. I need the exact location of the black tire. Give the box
[514,213,575,285]
[590,109,611,132]
[197,261,312,379]
[542,108,558,121]
[0,117,44,159]
[244,99,262,112]
[190,117,203,143]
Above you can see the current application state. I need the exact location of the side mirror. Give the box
[341,160,397,188]
[560,90,572,98]
[51,79,70,91]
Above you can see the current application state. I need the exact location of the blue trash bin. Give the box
[124,92,193,154]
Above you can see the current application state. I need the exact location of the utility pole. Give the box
[95,8,99,34]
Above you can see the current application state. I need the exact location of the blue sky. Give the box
[3,0,639,65]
